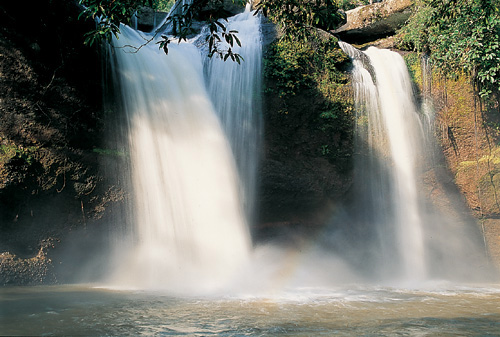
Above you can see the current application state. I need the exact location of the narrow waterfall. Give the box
[105,9,261,292]
[205,8,262,224]
[339,42,490,283]
[340,42,426,280]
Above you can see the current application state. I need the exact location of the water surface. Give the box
[2,284,500,336]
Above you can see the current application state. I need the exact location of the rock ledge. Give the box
[333,0,413,44]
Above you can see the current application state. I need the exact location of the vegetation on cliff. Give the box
[402,18,500,265]
[79,0,351,60]
[256,0,355,171]
[264,35,353,167]
[0,0,127,284]
[258,30,354,225]
[398,0,500,100]
[400,0,500,219]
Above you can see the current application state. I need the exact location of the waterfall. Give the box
[205,8,262,225]
[105,9,261,293]
[421,54,434,129]
[340,42,426,281]
[339,42,490,283]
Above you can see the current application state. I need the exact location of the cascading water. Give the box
[339,42,490,283]
[205,8,262,224]
[105,8,261,293]
[366,46,426,280]
[100,5,489,291]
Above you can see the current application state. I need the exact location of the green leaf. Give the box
[215,20,226,30]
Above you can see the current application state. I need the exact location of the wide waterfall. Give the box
[105,9,261,293]
[99,3,491,292]
[338,42,491,283]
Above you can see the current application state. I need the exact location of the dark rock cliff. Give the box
[0,0,126,285]
[256,31,354,240]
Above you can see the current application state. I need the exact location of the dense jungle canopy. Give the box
[398,0,500,100]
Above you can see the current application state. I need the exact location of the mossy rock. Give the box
[456,147,500,217]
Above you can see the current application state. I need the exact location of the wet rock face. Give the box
[333,0,413,44]
[0,0,131,286]
[258,157,351,225]
[257,58,353,228]
[136,0,247,32]
[0,239,57,286]
[135,7,169,32]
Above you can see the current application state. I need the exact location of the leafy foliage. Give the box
[79,0,246,61]
[265,41,315,98]
[398,0,500,99]
[79,0,348,61]
[78,0,153,46]
[0,144,37,166]
[265,36,350,97]
[159,0,245,61]
[264,34,353,164]
[256,0,346,42]
[155,0,176,11]
[339,0,370,10]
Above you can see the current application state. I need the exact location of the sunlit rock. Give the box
[334,0,413,44]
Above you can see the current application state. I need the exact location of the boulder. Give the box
[135,7,169,32]
[261,17,278,47]
[221,0,248,16]
[136,1,247,32]
[333,0,413,44]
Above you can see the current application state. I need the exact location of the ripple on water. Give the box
[2,284,500,336]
